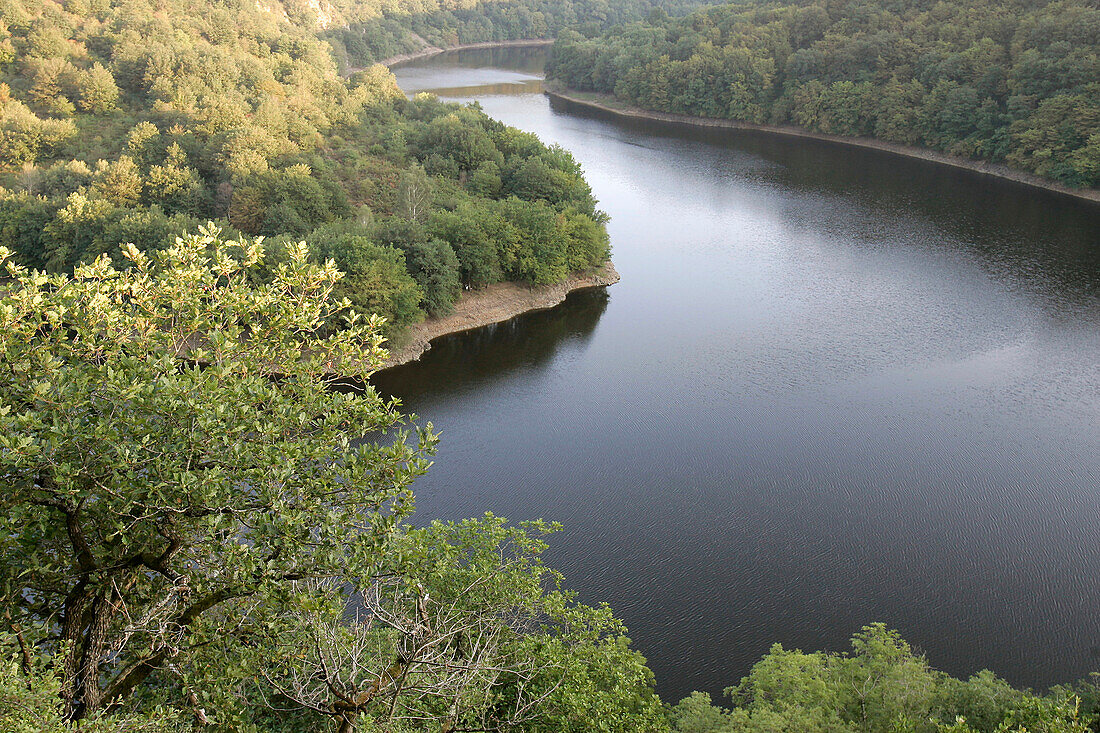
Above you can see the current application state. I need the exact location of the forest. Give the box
[0,0,614,343]
[2,0,1100,729]
[546,0,1100,188]
[324,0,713,70]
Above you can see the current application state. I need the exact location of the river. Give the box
[375,46,1100,702]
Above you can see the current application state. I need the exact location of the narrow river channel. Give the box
[374,46,1100,701]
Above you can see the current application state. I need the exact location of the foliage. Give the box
[547,0,1100,188]
[251,515,668,732]
[323,0,714,71]
[1,636,182,731]
[309,220,425,339]
[666,625,1097,733]
[0,226,667,731]
[0,227,435,720]
[0,0,611,350]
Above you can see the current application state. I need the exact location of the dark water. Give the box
[377,47,1100,702]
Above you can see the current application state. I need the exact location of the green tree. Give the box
[71,63,120,115]
[469,160,503,197]
[1,637,180,731]
[0,100,77,167]
[91,155,143,207]
[256,515,669,732]
[309,222,425,337]
[144,143,205,216]
[546,0,1100,189]
[0,227,436,720]
[429,205,503,287]
[406,237,462,316]
[730,643,849,731]
[419,111,503,174]
[668,691,738,733]
[26,57,76,117]
[41,191,116,271]
[396,163,433,222]
[836,624,937,732]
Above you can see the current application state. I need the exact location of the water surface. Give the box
[377,47,1100,701]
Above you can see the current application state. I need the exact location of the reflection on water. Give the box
[548,93,1100,304]
[381,49,1100,702]
[394,47,546,98]
[374,288,608,398]
[418,79,543,98]
[393,46,549,76]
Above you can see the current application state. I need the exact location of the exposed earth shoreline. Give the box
[343,38,553,75]
[379,261,620,369]
[544,84,1100,206]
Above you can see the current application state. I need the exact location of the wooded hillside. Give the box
[0,0,614,343]
[547,0,1100,188]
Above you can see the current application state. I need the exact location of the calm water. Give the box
[377,47,1100,701]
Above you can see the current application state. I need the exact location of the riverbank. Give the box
[379,260,619,368]
[345,39,553,74]
[544,84,1100,206]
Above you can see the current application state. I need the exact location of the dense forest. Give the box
[546,0,1100,188]
[321,0,712,70]
[0,0,614,343]
[666,625,1100,732]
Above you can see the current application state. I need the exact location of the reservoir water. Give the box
[376,47,1100,702]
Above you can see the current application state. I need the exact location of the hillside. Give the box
[0,0,614,344]
[547,0,1100,189]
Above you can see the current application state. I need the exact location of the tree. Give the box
[468,160,503,198]
[144,144,205,216]
[71,63,120,115]
[1,636,178,732]
[309,222,425,337]
[428,206,503,287]
[667,692,738,733]
[405,238,462,316]
[545,0,1100,189]
[0,226,436,721]
[419,112,502,174]
[26,58,76,117]
[260,515,630,733]
[397,163,433,222]
[91,156,143,207]
[0,100,77,167]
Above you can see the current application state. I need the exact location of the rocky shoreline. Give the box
[544,85,1100,206]
[378,261,620,369]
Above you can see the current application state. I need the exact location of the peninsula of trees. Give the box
[546,0,1100,189]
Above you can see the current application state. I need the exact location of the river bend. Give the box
[375,47,1100,701]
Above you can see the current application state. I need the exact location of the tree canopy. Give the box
[1,0,1098,728]
[667,624,1097,733]
[0,0,613,345]
[547,0,1100,188]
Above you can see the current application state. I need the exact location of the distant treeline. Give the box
[0,0,611,343]
[324,0,713,70]
[546,0,1100,188]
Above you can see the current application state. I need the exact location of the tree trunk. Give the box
[76,588,115,715]
[59,581,92,719]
